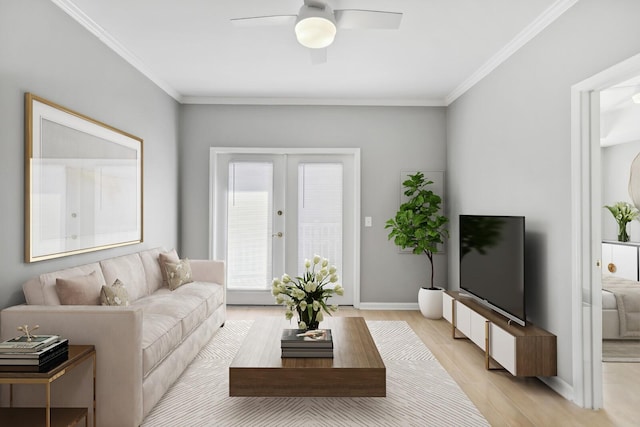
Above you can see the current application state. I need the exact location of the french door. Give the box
[211,148,359,306]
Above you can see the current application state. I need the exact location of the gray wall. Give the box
[179,105,447,303]
[9,0,640,396]
[447,0,640,389]
[602,141,640,240]
[0,1,180,310]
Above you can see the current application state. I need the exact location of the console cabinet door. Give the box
[489,323,516,375]
[602,243,638,280]
[456,303,472,338]
[469,310,487,348]
[443,293,454,323]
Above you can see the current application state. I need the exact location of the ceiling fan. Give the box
[230,0,403,64]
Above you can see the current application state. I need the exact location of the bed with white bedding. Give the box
[602,275,640,339]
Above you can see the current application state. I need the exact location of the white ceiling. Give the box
[53,0,578,106]
[601,76,640,147]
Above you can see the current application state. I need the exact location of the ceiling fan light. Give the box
[295,5,336,49]
[632,92,640,104]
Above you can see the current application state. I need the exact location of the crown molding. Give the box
[180,96,446,106]
[49,0,442,107]
[53,0,577,108]
[444,0,579,105]
[51,0,182,102]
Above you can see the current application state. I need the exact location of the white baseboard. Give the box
[539,376,574,403]
[358,302,419,310]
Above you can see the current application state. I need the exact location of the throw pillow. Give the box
[55,270,102,305]
[163,259,193,290]
[158,249,180,286]
[100,279,130,306]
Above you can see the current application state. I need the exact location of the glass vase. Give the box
[297,307,320,330]
[618,222,630,242]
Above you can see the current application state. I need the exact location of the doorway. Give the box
[571,52,640,409]
[210,147,360,306]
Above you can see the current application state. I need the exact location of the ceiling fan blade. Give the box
[304,0,327,7]
[309,48,327,65]
[230,15,297,28]
[334,10,402,30]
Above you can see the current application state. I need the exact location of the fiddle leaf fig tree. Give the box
[385,172,449,290]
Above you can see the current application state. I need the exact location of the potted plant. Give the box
[604,201,639,242]
[385,172,449,318]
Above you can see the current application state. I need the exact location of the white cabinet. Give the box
[444,293,484,347]
[489,323,516,375]
[449,300,489,358]
[442,291,556,377]
[453,303,486,348]
[455,302,472,338]
[469,310,486,348]
[602,242,639,280]
[443,292,454,323]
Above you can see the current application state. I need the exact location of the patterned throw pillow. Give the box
[158,249,180,286]
[163,259,193,291]
[100,279,130,306]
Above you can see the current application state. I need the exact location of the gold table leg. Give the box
[93,352,97,427]
[46,382,51,427]
[484,320,505,371]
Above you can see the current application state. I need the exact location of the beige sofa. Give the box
[0,247,225,427]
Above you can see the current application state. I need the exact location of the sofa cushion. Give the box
[100,253,147,302]
[55,271,102,305]
[134,292,208,339]
[25,263,106,305]
[131,288,211,377]
[139,248,164,294]
[139,312,182,377]
[100,279,130,306]
[173,281,224,317]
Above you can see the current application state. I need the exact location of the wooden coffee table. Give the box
[229,316,385,397]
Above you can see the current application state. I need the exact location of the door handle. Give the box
[272,232,283,238]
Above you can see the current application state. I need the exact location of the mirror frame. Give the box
[25,93,143,262]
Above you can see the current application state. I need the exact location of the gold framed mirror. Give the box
[25,93,143,262]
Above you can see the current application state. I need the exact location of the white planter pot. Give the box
[418,287,443,319]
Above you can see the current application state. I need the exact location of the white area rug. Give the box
[142,320,489,427]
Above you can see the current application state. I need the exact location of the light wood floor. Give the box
[227,306,638,427]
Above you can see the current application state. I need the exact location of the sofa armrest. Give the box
[190,259,225,287]
[1,305,144,427]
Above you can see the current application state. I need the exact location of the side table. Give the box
[0,344,96,427]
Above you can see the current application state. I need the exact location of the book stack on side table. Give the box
[281,329,333,358]
[0,335,69,372]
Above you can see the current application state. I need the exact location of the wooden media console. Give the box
[443,291,557,377]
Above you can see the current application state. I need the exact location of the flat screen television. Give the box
[459,215,526,326]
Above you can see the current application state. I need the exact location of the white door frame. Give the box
[570,52,640,408]
[210,147,361,308]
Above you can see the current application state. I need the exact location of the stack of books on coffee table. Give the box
[0,335,69,372]
[281,329,333,358]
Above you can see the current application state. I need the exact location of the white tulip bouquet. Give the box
[605,201,640,242]
[272,255,343,330]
